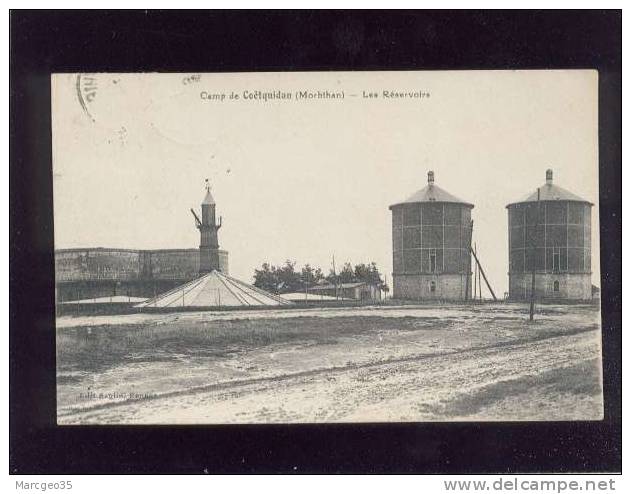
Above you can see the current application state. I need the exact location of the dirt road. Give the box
[57,304,602,424]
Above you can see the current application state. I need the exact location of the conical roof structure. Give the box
[202,187,215,205]
[201,178,215,205]
[135,270,292,308]
[507,169,592,206]
[389,170,473,209]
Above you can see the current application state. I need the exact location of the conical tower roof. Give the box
[507,169,592,207]
[201,178,215,205]
[202,187,215,205]
[389,170,473,209]
[135,270,292,308]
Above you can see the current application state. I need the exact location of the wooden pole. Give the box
[470,247,498,301]
[384,274,387,302]
[332,254,338,300]
[529,188,541,321]
[477,246,482,300]
[465,220,473,301]
[473,243,478,301]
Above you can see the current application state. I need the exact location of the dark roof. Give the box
[507,169,592,207]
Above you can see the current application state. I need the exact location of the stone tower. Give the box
[191,179,222,274]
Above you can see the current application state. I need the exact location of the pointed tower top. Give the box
[389,169,474,208]
[507,169,592,206]
[202,178,215,205]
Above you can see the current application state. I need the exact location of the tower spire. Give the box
[192,179,222,274]
[202,178,215,205]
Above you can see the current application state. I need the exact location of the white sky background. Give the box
[52,71,599,295]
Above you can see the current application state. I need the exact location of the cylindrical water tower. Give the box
[506,169,593,300]
[389,171,474,300]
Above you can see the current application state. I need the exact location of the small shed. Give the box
[307,282,382,301]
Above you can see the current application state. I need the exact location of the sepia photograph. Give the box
[51,70,603,425]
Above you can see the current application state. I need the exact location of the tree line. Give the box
[253,260,389,294]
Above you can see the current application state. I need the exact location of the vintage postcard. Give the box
[52,70,602,424]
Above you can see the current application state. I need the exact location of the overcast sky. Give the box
[52,70,599,296]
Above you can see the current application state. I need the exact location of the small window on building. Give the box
[553,280,560,292]
[430,281,436,293]
[429,248,437,273]
[552,247,561,273]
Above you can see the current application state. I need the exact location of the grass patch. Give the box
[56,315,456,373]
[436,359,602,418]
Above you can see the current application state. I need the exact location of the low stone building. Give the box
[55,247,229,302]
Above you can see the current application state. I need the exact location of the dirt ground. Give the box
[56,303,603,424]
